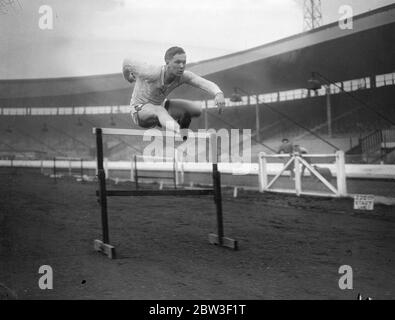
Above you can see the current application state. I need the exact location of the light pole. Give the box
[204,100,208,130]
[325,85,332,138]
[230,87,261,142]
[307,72,332,138]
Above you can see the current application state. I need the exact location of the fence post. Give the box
[134,155,138,189]
[130,155,134,182]
[53,157,57,183]
[258,152,267,192]
[104,158,109,179]
[80,158,84,182]
[174,149,179,187]
[179,152,185,185]
[294,154,301,196]
[336,151,347,197]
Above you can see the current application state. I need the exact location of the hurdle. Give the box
[93,127,238,259]
[52,157,85,182]
[132,153,178,190]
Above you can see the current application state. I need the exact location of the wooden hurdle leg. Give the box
[80,158,84,182]
[53,157,57,183]
[94,128,116,259]
[134,154,139,190]
[208,134,238,250]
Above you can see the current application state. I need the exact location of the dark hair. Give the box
[164,46,186,63]
[282,138,289,143]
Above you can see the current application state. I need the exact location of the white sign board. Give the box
[353,194,375,210]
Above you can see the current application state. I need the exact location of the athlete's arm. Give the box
[183,71,225,113]
[122,58,161,82]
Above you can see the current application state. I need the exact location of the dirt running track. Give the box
[1,168,394,300]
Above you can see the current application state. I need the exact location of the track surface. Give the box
[1,169,394,299]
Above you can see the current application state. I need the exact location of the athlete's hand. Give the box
[215,92,225,114]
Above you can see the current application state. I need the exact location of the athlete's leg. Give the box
[166,99,202,129]
[137,103,180,133]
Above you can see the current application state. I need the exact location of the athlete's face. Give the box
[167,53,186,77]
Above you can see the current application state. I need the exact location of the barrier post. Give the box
[93,128,115,258]
[174,149,179,187]
[258,152,268,192]
[80,158,84,182]
[104,157,109,179]
[294,154,301,196]
[130,156,134,182]
[208,132,237,250]
[212,133,223,243]
[53,157,56,183]
[179,152,185,185]
[173,152,177,189]
[336,150,347,197]
[134,154,139,189]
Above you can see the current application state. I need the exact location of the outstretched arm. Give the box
[122,58,161,82]
[183,70,225,113]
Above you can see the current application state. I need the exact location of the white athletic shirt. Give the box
[122,58,223,109]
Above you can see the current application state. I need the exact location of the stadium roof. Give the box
[1,3,395,101]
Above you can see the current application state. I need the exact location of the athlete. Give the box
[122,46,225,137]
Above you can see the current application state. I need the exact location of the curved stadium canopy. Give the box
[0,4,394,105]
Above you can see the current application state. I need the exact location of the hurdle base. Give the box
[94,239,116,259]
[208,233,238,250]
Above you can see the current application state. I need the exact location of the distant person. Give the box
[293,144,310,178]
[122,46,225,138]
[277,138,294,179]
[293,144,333,182]
[277,138,293,154]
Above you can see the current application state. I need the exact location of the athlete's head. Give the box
[165,46,186,77]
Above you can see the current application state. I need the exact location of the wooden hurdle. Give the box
[132,154,178,190]
[53,157,85,182]
[93,127,238,259]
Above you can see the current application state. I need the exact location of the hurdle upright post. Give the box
[68,159,72,177]
[93,128,115,259]
[134,154,139,189]
[80,158,84,182]
[53,157,57,183]
[208,132,238,250]
[174,149,179,187]
[212,133,224,242]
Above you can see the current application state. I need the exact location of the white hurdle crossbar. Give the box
[92,127,212,140]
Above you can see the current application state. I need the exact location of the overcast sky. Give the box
[1,0,394,79]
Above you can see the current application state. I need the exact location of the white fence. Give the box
[258,151,347,197]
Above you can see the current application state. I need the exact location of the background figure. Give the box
[293,144,310,178]
[277,138,295,179]
[277,138,293,154]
